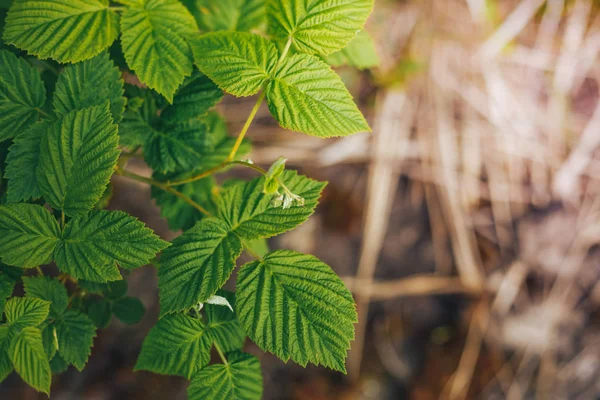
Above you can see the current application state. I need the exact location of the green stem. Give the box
[214,342,229,365]
[36,266,43,276]
[227,91,266,161]
[277,36,294,66]
[37,108,51,119]
[167,160,267,187]
[118,168,212,217]
[60,211,65,229]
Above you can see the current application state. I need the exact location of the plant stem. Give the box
[36,266,43,276]
[167,160,267,187]
[118,168,212,217]
[227,91,266,161]
[37,108,51,119]
[214,342,229,365]
[60,211,65,229]
[277,36,294,66]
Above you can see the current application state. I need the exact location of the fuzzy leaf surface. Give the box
[5,297,50,331]
[190,32,277,97]
[55,210,169,282]
[267,0,373,55]
[266,53,370,137]
[218,170,326,239]
[0,49,46,141]
[8,326,51,394]
[134,314,211,378]
[3,0,120,63]
[159,218,242,314]
[22,276,68,317]
[0,204,60,268]
[236,250,357,372]
[120,0,198,102]
[37,104,120,217]
[5,121,48,202]
[53,52,125,122]
[54,310,96,371]
[186,0,265,32]
[188,352,263,400]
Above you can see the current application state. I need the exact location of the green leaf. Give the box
[218,170,326,239]
[242,238,269,258]
[188,352,263,400]
[327,30,379,70]
[190,31,277,97]
[53,52,126,123]
[158,218,243,314]
[22,276,68,317]
[120,0,199,102]
[0,343,12,383]
[49,353,68,374]
[186,0,265,32]
[144,121,211,174]
[0,49,46,141]
[236,250,357,373]
[112,296,145,325]
[152,175,217,231]
[205,290,245,352]
[3,0,120,63]
[55,310,96,371]
[266,53,370,137]
[55,210,169,282]
[161,70,223,125]
[8,326,51,394]
[79,279,128,300]
[41,323,58,360]
[0,266,18,315]
[4,297,50,331]
[267,0,373,55]
[86,297,112,328]
[134,314,211,379]
[119,85,160,149]
[37,104,120,217]
[5,121,48,202]
[0,204,60,268]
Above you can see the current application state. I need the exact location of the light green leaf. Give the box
[120,0,199,102]
[327,30,379,70]
[37,104,120,217]
[218,170,326,239]
[3,0,120,63]
[41,323,58,360]
[55,310,96,371]
[190,31,277,97]
[158,218,242,314]
[8,326,51,394]
[266,53,370,137]
[0,343,12,383]
[236,250,357,373]
[112,296,145,325]
[152,175,217,231]
[205,290,245,352]
[55,210,169,282]
[161,70,223,125]
[186,0,265,32]
[86,297,112,328]
[22,276,68,317]
[53,52,126,122]
[134,314,211,378]
[0,49,46,141]
[0,204,60,268]
[4,297,50,331]
[5,121,49,202]
[267,0,373,55]
[188,351,263,400]
[143,121,211,174]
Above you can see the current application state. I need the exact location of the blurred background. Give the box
[4,0,600,398]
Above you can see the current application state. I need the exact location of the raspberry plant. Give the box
[0,0,377,397]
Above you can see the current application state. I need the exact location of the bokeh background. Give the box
[4,0,600,398]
